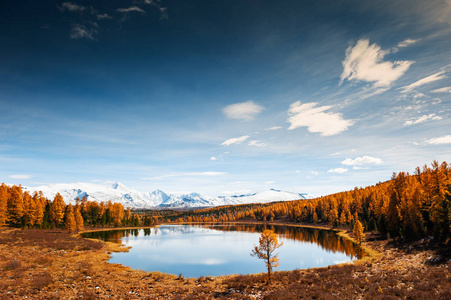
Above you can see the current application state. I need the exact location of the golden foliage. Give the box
[251,229,283,282]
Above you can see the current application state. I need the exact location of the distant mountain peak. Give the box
[111,182,126,190]
[24,182,309,209]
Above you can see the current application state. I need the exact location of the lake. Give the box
[83,224,362,278]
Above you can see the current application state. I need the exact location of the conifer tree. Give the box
[64,204,76,232]
[7,185,24,227]
[32,192,45,227]
[0,184,9,226]
[353,218,364,245]
[22,192,36,228]
[74,207,84,231]
[251,230,283,284]
[50,193,65,227]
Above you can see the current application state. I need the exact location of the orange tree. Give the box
[251,229,283,283]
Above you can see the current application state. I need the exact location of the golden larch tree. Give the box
[50,193,66,227]
[7,185,24,226]
[251,229,283,283]
[32,192,45,227]
[74,207,84,231]
[0,184,9,226]
[353,217,364,245]
[64,204,77,232]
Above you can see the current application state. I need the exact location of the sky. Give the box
[1,0,450,197]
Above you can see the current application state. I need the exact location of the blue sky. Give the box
[1,0,450,196]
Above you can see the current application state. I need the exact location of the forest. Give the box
[1,160,450,242]
[158,160,451,241]
[0,186,153,231]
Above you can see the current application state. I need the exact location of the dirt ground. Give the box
[0,226,449,299]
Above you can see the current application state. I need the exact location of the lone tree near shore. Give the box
[353,218,364,245]
[251,229,283,283]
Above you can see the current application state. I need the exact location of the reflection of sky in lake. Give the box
[95,225,356,278]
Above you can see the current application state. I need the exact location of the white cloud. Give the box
[221,135,250,146]
[266,126,282,130]
[210,156,217,161]
[117,6,146,13]
[9,174,31,179]
[327,168,348,174]
[223,101,264,120]
[70,24,96,40]
[432,86,451,93]
[426,135,451,145]
[248,140,265,147]
[397,38,421,48]
[404,114,442,126]
[142,172,226,180]
[144,0,168,19]
[59,2,86,12]
[341,156,382,166]
[287,101,353,136]
[401,71,447,93]
[340,39,414,87]
[96,13,112,20]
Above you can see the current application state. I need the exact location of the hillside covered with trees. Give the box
[161,161,450,241]
[1,161,450,242]
[0,186,152,231]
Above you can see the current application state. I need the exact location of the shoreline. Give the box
[78,221,378,262]
[1,225,448,299]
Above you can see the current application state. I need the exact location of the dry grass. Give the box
[0,226,449,299]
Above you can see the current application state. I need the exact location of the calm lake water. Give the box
[83,224,362,278]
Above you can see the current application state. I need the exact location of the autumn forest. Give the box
[1,161,450,243]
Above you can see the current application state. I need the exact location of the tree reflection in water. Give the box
[83,223,364,259]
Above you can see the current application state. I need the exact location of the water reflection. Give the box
[83,224,363,277]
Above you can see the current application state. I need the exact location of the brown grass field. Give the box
[0,225,449,299]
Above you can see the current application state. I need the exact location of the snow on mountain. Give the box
[217,189,309,205]
[23,182,308,209]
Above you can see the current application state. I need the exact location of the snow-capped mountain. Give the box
[23,182,309,209]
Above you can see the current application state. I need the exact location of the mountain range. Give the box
[23,182,309,209]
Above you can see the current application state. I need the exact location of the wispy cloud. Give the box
[287,101,353,136]
[432,86,451,93]
[117,6,146,14]
[426,135,451,145]
[96,13,112,20]
[340,39,414,87]
[404,114,442,126]
[144,0,168,19]
[142,172,226,180]
[223,101,264,121]
[248,140,265,147]
[327,168,348,174]
[59,2,86,12]
[9,174,32,179]
[210,156,217,161]
[401,71,446,93]
[397,38,421,48]
[265,126,282,130]
[70,24,97,40]
[221,135,250,146]
[341,156,382,166]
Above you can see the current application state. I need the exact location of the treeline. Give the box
[163,161,451,241]
[0,185,159,231]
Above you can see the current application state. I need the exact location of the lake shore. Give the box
[1,224,449,299]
